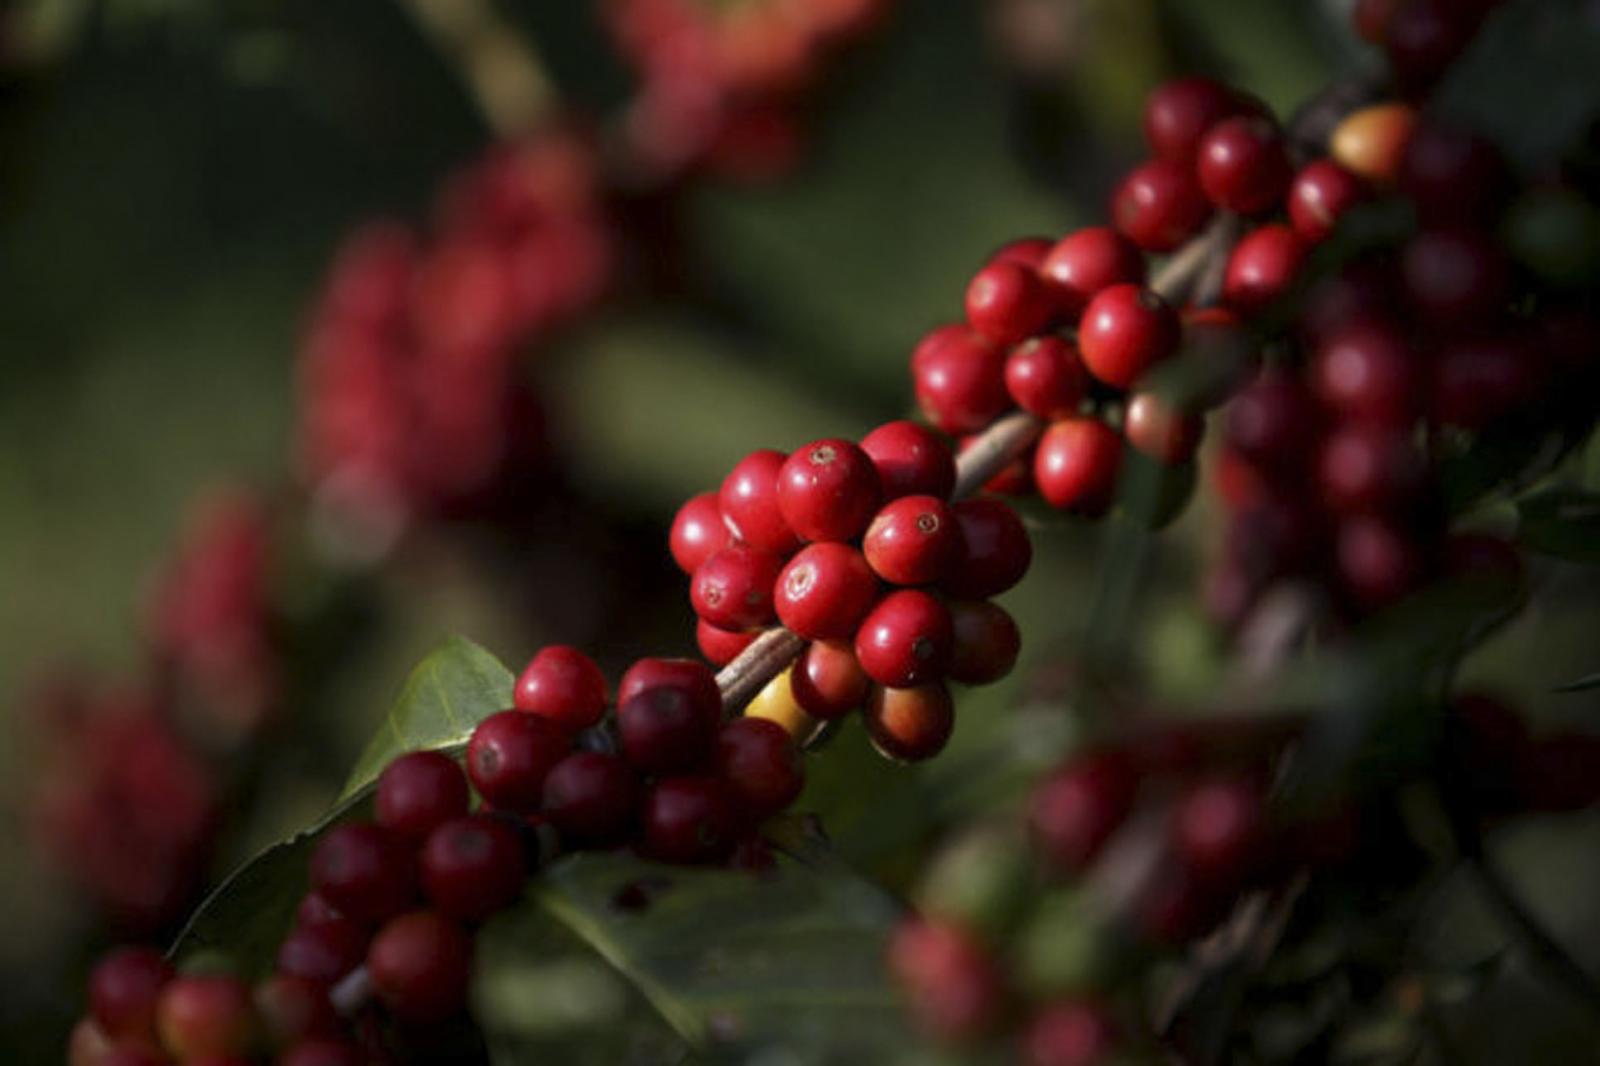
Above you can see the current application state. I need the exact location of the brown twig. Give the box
[397,0,557,139]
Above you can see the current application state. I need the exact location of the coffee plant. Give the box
[9,0,1600,1063]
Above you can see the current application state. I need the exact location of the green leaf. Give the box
[340,636,515,800]
[1554,672,1600,694]
[476,849,910,1063]
[1518,490,1600,565]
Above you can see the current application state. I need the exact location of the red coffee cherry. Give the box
[618,686,718,775]
[1197,116,1292,215]
[947,600,1021,685]
[1035,418,1123,516]
[1299,259,1399,349]
[466,711,571,812]
[367,910,473,1024]
[987,235,1054,270]
[696,619,759,667]
[1029,751,1137,873]
[717,717,804,817]
[1039,226,1146,319]
[276,919,366,984]
[1224,371,1321,475]
[965,260,1054,347]
[1004,336,1089,419]
[377,751,470,840]
[280,1038,365,1066]
[1432,332,1543,429]
[669,491,731,574]
[514,645,608,731]
[774,542,880,639]
[542,751,638,846]
[1352,0,1403,42]
[1310,319,1420,425]
[1401,227,1509,325]
[691,544,784,630]
[1022,1000,1119,1066]
[720,449,801,555]
[1078,284,1180,388]
[156,974,255,1061]
[1336,513,1427,610]
[912,325,1009,435]
[89,946,172,1043]
[1399,123,1510,224]
[1124,393,1203,465]
[1317,423,1427,513]
[641,777,740,863]
[1171,778,1265,884]
[777,438,882,542]
[887,918,1005,1041]
[1223,224,1308,314]
[1288,160,1366,243]
[1143,76,1248,161]
[864,682,955,761]
[1111,158,1211,252]
[295,891,344,927]
[1386,0,1481,95]
[617,658,721,717]
[863,495,959,586]
[420,814,527,922]
[790,639,871,719]
[309,822,418,925]
[254,973,337,1046]
[860,420,957,500]
[944,498,1032,599]
[854,589,954,687]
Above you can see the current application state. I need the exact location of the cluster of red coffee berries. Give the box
[604,0,892,181]
[297,133,612,549]
[674,424,1029,761]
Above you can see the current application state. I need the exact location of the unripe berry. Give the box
[276,917,367,983]
[1317,424,1427,513]
[367,910,473,1024]
[720,449,801,555]
[1288,160,1366,243]
[618,686,717,775]
[865,683,955,762]
[944,499,1032,599]
[777,438,882,542]
[1029,752,1136,873]
[466,711,571,812]
[860,420,957,500]
[1112,159,1210,253]
[696,619,759,667]
[965,260,1054,347]
[514,646,608,731]
[855,589,954,687]
[774,542,879,639]
[1311,319,1420,425]
[1143,76,1248,161]
[863,495,959,586]
[376,750,470,840]
[1330,102,1418,184]
[542,750,638,845]
[1124,392,1202,466]
[641,777,740,863]
[912,325,1009,435]
[1034,418,1123,516]
[1039,226,1145,319]
[1078,284,1179,389]
[790,640,870,720]
[744,666,824,743]
[156,974,255,1060]
[947,600,1021,685]
[669,491,732,574]
[1222,224,1307,314]
[716,717,804,817]
[1197,116,1292,214]
[89,947,172,1044]
[309,822,418,925]
[691,544,784,630]
[1004,336,1088,419]
[617,658,720,717]
[421,814,527,922]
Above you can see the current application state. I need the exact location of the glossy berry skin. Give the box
[864,683,955,762]
[691,544,784,630]
[719,449,800,555]
[89,946,173,1043]
[157,974,255,1060]
[1143,76,1247,161]
[618,685,717,775]
[947,600,1021,685]
[1288,160,1366,243]
[616,658,721,718]
[420,814,527,922]
[1111,158,1211,252]
[888,918,1004,1041]
[1035,418,1123,515]
[467,710,570,812]
[854,589,954,687]
[1078,284,1179,388]
[254,974,338,1045]
[860,420,957,500]
[1311,320,1420,425]
[944,498,1032,599]
[744,667,823,743]
[1224,372,1321,475]
[1004,336,1089,419]
[309,822,418,925]
[1172,779,1264,884]
[514,645,608,731]
[641,777,740,863]
[1197,116,1292,214]
[1029,752,1136,873]
[1336,514,1427,611]
[1317,424,1426,513]
[367,910,473,1024]
[1223,224,1307,314]
[777,438,882,543]
[774,542,879,640]
[696,619,759,667]
[276,918,366,983]
[987,235,1054,270]
[863,495,959,586]
[965,260,1054,347]
[1399,124,1509,224]
[716,717,804,817]
[1123,392,1202,466]
[542,750,638,846]
[1039,226,1146,319]
[1401,227,1509,326]
[669,492,732,574]
[1330,103,1418,184]
[376,750,470,839]
[790,639,871,719]
[1022,1001,1118,1066]
[911,325,1009,434]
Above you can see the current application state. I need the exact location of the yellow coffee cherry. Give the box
[1329,102,1417,186]
[744,665,825,746]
